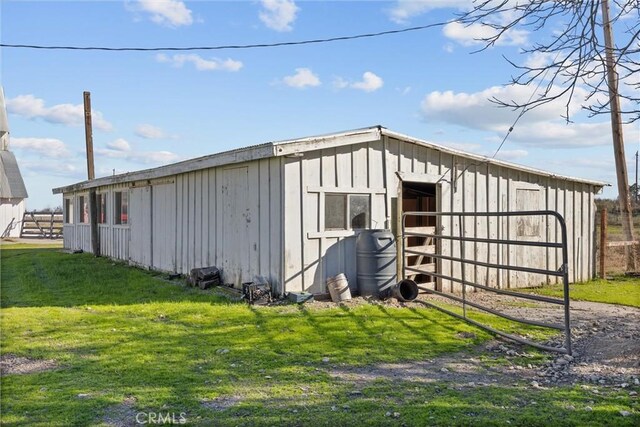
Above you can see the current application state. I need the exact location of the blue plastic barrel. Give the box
[356,230,397,297]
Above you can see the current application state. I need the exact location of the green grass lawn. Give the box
[527,276,640,308]
[1,247,638,426]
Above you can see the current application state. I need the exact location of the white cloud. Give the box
[421,84,640,148]
[6,95,113,131]
[106,138,131,152]
[333,72,384,93]
[134,123,174,139]
[132,0,193,28]
[11,137,72,158]
[422,85,579,132]
[282,68,321,89]
[443,22,528,46]
[21,160,82,178]
[332,77,349,90]
[524,51,556,69]
[388,0,469,24]
[351,72,384,92]
[97,140,181,165]
[156,54,243,72]
[259,0,299,32]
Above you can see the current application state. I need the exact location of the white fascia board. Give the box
[272,127,382,157]
[52,143,276,194]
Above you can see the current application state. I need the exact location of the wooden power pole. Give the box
[83,91,100,257]
[601,0,635,271]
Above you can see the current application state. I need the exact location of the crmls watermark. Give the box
[135,412,187,425]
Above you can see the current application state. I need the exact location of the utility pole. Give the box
[83,91,100,257]
[635,151,638,204]
[601,0,635,271]
[83,91,95,180]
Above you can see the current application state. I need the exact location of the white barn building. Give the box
[0,87,28,238]
[53,126,604,295]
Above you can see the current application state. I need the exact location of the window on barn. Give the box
[78,195,88,223]
[325,193,371,231]
[114,191,129,225]
[97,193,107,224]
[64,198,73,224]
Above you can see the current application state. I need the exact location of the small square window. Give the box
[325,194,346,230]
[324,193,371,231]
[64,198,73,224]
[97,193,107,224]
[114,191,128,225]
[350,195,370,229]
[78,196,88,223]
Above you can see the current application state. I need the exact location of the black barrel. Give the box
[356,230,397,297]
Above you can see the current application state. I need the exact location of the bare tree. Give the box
[458,0,639,272]
[457,0,639,122]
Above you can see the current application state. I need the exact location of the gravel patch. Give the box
[0,354,58,375]
[322,292,640,390]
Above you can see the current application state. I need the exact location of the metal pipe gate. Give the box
[402,210,572,355]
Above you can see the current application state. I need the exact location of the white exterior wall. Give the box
[283,136,598,294]
[61,158,283,292]
[0,198,25,237]
[60,133,598,296]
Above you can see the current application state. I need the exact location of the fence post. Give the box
[599,209,607,279]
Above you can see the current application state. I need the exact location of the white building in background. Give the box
[0,87,28,238]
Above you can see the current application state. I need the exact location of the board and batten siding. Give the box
[61,158,283,292]
[283,135,598,294]
[0,199,26,238]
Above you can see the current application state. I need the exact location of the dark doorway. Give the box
[402,182,438,289]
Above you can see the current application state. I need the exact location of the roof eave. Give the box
[53,142,277,194]
[380,128,609,188]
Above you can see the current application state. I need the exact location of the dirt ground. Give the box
[0,354,58,375]
[318,293,640,390]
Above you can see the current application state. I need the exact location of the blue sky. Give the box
[1,0,637,208]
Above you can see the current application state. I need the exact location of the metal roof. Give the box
[52,125,607,194]
[0,150,28,199]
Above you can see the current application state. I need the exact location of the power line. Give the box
[0,23,445,52]
[490,52,559,159]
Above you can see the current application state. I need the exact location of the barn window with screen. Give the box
[64,198,73,224]
[97,193,107,224]
[78,195,88,223]
[114,191,128,225]
[324,193,370,231]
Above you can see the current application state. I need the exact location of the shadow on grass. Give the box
[0,248,227,308]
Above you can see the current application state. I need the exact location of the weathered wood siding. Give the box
[60,134,597,296]
[61,158,283,292]
[283,136,598,293]
[0,199,25,238]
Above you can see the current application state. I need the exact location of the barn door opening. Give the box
[401,182,438,289]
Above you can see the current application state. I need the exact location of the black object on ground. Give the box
[381,279,419,302]
[187,266,221,289]
[242,277,272,305]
